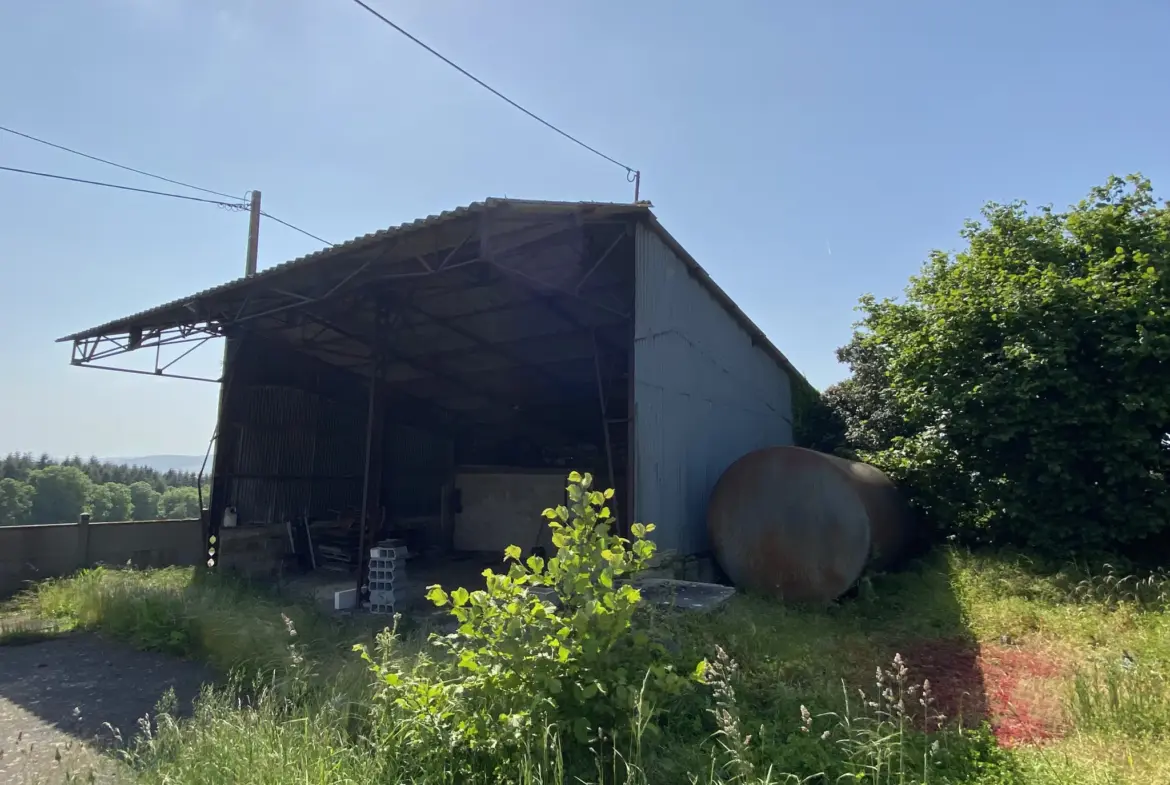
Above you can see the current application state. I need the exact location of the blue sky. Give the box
[1,0,1167,458]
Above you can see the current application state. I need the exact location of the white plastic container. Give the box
[222,506,238,529]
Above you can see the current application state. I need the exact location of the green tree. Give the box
[842,175,1170,554]
[87,482,134,522]
[159,486,201,519]
[0,478,34,526]
[823,331,914,456]
[129,481,162,521]
[28,465,92,525]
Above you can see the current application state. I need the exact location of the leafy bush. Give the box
[832,175,1170,555]
[356,471,691,776]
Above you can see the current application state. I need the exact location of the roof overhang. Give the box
[60,197,809,390]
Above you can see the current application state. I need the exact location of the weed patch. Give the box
[8,495,1170,782]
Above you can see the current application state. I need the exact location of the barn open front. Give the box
[61,201,643,612]
[61,198,808,613]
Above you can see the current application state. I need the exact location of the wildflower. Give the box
[800,704,812,733]
[893,652,908,680]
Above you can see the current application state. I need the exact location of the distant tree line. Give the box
[0,453,208,526]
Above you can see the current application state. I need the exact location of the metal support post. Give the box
[356,305,383,598]
[592,330,617,500]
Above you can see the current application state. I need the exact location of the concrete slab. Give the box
[634,578,736,612]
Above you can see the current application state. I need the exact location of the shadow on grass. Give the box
[0,565,404,739]
[637,550,999,782]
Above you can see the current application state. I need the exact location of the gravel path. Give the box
[0,634,213,784]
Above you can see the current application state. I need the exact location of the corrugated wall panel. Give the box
[228,386,364,524]
[633,224,793,554]
[384,423,455,518]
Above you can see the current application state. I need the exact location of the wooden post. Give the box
[625,311,637,538]
[355,371,379,597]
[245,190,261,277]
[356,304,385,598]
[208,190,262,560]
[76,512,91,569]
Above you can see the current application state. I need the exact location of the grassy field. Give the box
[2,549,1168,784]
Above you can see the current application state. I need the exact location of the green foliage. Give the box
[160,486,204,519]
[0,454,202,525]
[17,549,1170,783]
[129,481,163,521]
[823,332,914,457]
[27,464,92,525]
[791,378,848,455]
[0,452,201,490]
[357,471,688,772]
[1070,659,1170,740]
[837,175,1170,554]
[87,481,135,522]
[0,477,34,526]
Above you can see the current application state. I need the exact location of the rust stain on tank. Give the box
[820,454,915,571]
[707,447,916,603]
[707,447,871,603]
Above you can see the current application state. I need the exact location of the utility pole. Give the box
[206,189,262,567]
[245,190,261,277]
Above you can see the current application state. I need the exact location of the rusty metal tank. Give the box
[707,447,871,602]
[706,447,914,602]
[819,453,915,572]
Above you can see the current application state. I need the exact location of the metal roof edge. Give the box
[635,211,814,391]
[56,197,815,394]
[56,198,650,343]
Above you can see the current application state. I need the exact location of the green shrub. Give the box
[356,471,692,776]
[830,175,1170,556]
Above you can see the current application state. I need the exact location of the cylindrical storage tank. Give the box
[820,453,915,572]
[707,447,872,603]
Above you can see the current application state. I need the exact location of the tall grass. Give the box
[16,566,384,681]
[11,552,1170,784]
[1069,660,1170,739]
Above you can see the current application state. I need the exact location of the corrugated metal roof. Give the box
[57,198,531,342]
[58,196,810,389]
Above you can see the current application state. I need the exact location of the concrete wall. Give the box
[215,524,290,579]
[633,223,794,555]
[0,518,203,598]
[453,469,567,553]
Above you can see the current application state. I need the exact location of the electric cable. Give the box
[346,0,637,176]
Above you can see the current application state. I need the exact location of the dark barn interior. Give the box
[124,200,646,604]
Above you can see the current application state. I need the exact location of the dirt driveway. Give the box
[0,634,212,784]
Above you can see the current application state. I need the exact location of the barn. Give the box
[60,198,809,599]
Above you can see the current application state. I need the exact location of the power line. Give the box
[1,124,333,245]
[260,211,333,246]
[0,124,239,201]
[346,0,637,176]
[0,165,248,208]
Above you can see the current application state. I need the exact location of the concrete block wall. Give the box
[0,517,204,598]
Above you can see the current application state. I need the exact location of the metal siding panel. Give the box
[228,386,364,524]
[384,424,455,518]
[634,224,793,555]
